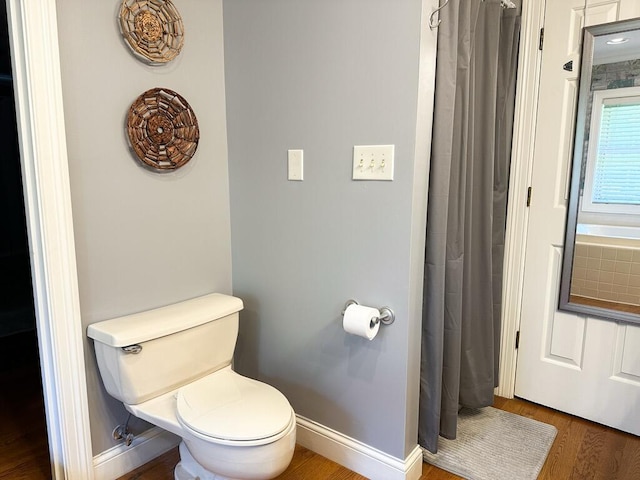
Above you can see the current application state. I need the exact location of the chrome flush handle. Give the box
[121,344,142,354]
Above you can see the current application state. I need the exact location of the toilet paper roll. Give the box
[343,304,381,340]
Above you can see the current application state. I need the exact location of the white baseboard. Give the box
[93,418,424,480]
[93,426,181,480]
[296,416,423,480]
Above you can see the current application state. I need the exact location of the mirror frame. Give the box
[559,17,640,325]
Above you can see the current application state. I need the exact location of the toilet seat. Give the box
[176,368,294,446]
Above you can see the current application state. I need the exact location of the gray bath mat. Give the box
[422,406,557,480]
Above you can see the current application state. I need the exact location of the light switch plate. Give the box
[288,149,303,181]
[352,145,394,181]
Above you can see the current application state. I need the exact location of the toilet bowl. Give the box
[87,293,296,480]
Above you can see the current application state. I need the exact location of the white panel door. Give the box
[515,0,640,436]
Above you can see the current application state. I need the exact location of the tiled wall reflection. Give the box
[570,243,640,306]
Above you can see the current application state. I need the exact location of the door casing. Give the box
[497,0,546,399]
[6,1,94,478]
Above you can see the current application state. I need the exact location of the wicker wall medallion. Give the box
[127,88,199,170]
[119,0,184,64]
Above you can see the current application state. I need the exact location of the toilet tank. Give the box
[87,293,243,405]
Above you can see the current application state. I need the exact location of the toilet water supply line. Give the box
[113,413,135,446]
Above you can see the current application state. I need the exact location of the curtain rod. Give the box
[500,0,517,9]
[483,0,518,8]
[430,0,517,30]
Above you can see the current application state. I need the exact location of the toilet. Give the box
[87,293,296,480]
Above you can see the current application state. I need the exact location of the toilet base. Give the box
[174,442,233,480]
[175,462,228,480]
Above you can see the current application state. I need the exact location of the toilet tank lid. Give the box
[87,293,243,347]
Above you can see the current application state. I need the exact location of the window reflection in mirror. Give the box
[560,18,640,323]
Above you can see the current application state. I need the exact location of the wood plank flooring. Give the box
[118,396,640,480]
[3,344,640,480]
[493,397,640,480]
[0,331,51,480]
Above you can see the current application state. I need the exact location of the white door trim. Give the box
[497,0,546,398]
[6,1,94,478]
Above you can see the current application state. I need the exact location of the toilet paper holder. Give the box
[342,300,395,326]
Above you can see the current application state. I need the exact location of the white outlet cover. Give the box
[352,145,394,181]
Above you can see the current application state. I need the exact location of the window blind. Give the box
[592,100,640,205]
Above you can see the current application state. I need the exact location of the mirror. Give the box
[560,18,640,324]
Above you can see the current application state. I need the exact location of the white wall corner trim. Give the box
[296,416,423,480]
[93,427,180,480]
[497,0,546,398]
[6,0,94,478]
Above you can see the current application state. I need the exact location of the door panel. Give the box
[547,312,585,368]
[515,0,640,436]
[615,324,640,382]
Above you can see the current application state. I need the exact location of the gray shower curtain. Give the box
[419,0,521,453]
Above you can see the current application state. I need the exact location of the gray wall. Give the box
[56,0,232,454]
[224,0,426,459]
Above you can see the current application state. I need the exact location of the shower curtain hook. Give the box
[429,0,450,30]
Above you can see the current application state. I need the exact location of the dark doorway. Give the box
[0,1,51,478]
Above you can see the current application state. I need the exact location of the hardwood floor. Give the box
[570,294,640,315]
[492,396,640,480]
[0,330,51,480]
[2,372,639,480]
[118,396,640,480]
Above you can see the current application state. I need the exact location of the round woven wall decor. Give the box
[126,88,199,170]
[119,0,184,64]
